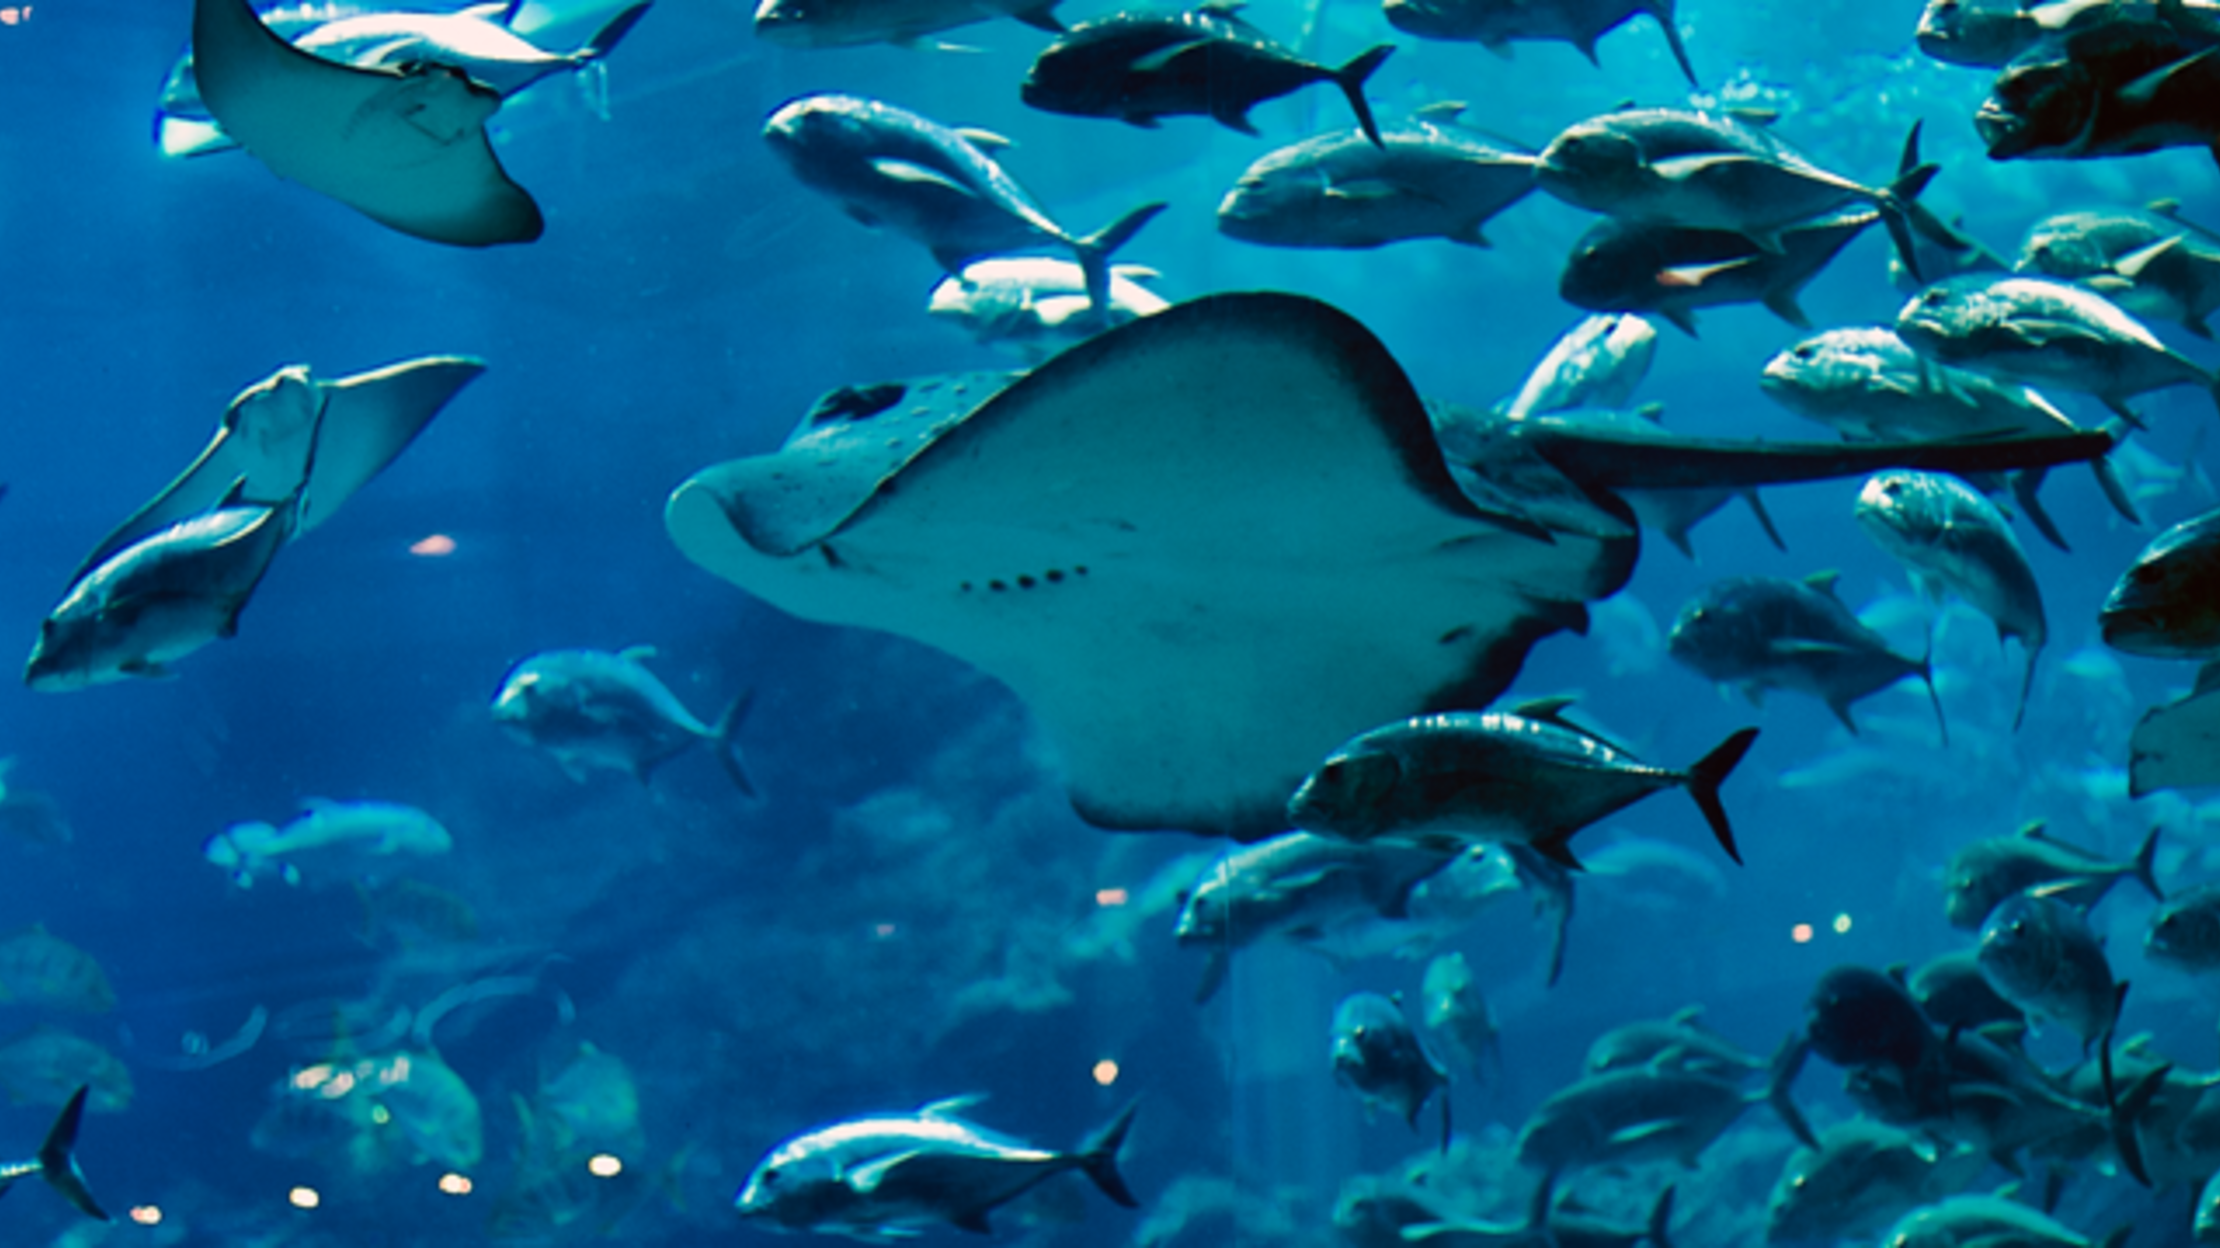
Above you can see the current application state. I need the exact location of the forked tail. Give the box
[0,1087,109,1222]
[1072,203,1167,324]
[1685,727,1759,864]
[1074,1101,1141,1208]
[1334,45,1396,147]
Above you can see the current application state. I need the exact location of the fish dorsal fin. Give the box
[1634,401,1666,424]
[1198,0,1246,14]
[1669,1004,1704,1026]
[1802,570,1842,598]
[1511,696,1580,726]
[956,127,1013,151]
[918,1093,987,1119]
[2196,659,2220,697]
[2015,819,2047,839]
[845,1149,924,1194]
[1413,101,1468,123]
[618,644,658,663]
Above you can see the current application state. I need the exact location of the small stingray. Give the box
[76,357,483,581]
[192,0,544,246]
[667,293,2112,840]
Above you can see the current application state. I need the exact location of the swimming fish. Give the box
[490,645,756,793]
[2146,882,2220,971]
[1536,112,1949,282]
[25,495,295,692]
[1020,2,1394,145]
[754,0,1063,47]
[1216,105,1538,250]
[1500,314,1659,423]
[1384,0,1696,84]
[1765,1120,1986,1245]
[1977,889,2122,1048]
[2102,506,2220,658]
[1897,273,2220,422]
[1854,472,2046,728]
[762,93,1164,317]
[1584,1006,1766,1083]
[1941,821,2161,930]
[1330,992,1451,1148]
[2017,201,2220,339]
[1559,208,1882,336]
[1421,951,1502,1082]
[735,1097,1138,1237]
[0,928,115,1015]
[1286,699,1759,868]
[204,799,454,889]
[926,259,1168,361]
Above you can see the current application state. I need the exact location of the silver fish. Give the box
[490,645,755,793]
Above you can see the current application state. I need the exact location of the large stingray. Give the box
[667,293,2111,840]
[191,0,544,247]
[76,357,483,580]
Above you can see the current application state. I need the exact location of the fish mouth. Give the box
[1972,102,2031,158]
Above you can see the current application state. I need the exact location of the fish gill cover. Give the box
[0,0,2216,1242]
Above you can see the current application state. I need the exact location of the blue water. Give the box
[0,0,2215,1243]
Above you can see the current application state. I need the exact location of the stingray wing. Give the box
[669,293,1630,839]
[294,357,486,536]
[192,0,543,247]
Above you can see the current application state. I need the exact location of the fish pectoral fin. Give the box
[868,159,978,196]
[2120,46,2220,104]
[1656,259,1755,289]
[1325,178,1432,203]
[1605,1120,1680,1146]
[844,1150,925,1194]
[1129,38,1212,73]
[955,127,1014,150]
[1647,153,1758,181]
[2000,318,2097,350]
[1764,639,1855,656]
[2112,234,2185,279]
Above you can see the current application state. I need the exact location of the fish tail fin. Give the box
[1685,727,1758,865]
[581,2,653,62]
[2130,825,2164,902]
[1646,1184,1678,1248]
[1763,1031,1817,1148]
[1333,45,1395,147]
[712,688,759,798]
[1878,122,1955,283]
[36,1087,109,1222]
[2010,467,2071,553]
[1072,202,1167,321]
[1073,1102,1140,1208]
[2102,1020,2163,1189]
[1917,630,1949,749]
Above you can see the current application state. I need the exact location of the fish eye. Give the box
[1320,760,1347,785]
[1921,289,1948,305]
[761,1168,780,1185]
[1792,344,1815,359]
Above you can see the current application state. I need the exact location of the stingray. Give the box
[76,356,484,581]
[191,0,544,246]
[667,293,2113,840]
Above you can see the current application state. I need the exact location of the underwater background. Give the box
[1,0,2218,1243]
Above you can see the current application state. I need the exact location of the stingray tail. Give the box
[712,689,758,798]
[1072,203,1168,324]
[1333,45,1396,147]
[1685,727,1759,865]
[3,1088,110,1222]
[1072,1102,1141,1208]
